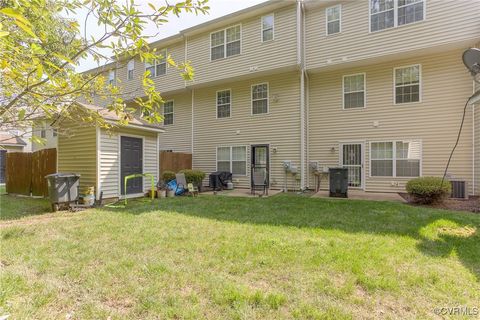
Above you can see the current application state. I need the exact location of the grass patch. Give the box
[0,185,51,220]
[0,193,479,319]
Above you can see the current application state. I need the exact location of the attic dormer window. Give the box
[370,0,425,32]
[261,14,274,41]
[127,60,134,80]
[108,70,115,85]
[211,25,241,61]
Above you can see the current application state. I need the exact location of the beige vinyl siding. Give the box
[475,102,479,196]
[116,41,186,97]
[158,92,192,153]
[99,128,158,199]
[32,122,57,151]
[193,71,301,189]
[305,0,480,70]
[57,122,97,189]
[186,4,298,86]
[0,146,24,152]
[308,49,474,194]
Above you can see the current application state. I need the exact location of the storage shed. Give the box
[57,103,163,200]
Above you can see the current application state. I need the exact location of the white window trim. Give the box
[261,13,275,42]
[368,0,426,33]
[216,145,248,176]
[144,49,168,78]
[251,82,270,115]
[216,89,232,119]
[369,139,423,178]
[210,24,242,61]
[342,73,366,110]
[163,100,174,126]
[325,4,342,36]
[127,60,135,81]
[393,64,422,105]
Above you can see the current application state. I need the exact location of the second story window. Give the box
[394,65,420,104]
[145,49,167,78]
[398,0,424,26]
[52,128,57,137]
[211,25,241,61]
[108,70,115,85]
[370,0,425,32]
[163,101,174,125]
[217,90,231,118]
[127,60,134,81]
[261,14,274,42]
[326,5,341,35]
[252,83,269,115]
[40,128,46,138]
[343,73,366,109]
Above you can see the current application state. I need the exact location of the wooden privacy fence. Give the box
[6,148,57,197]
[159,151,192,175]
[6,152,32,196]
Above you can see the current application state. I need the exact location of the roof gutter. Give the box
[105,120,165,133]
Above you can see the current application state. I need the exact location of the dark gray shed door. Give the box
[0,150,6,184]
[120,136,143,195]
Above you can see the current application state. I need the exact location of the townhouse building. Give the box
[84,0,480,196]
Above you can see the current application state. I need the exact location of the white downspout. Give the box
[191,88,194,155]
[472,80,476,195]
[96,126,101,200]
[297,0,306,190]
[302,1,309,190]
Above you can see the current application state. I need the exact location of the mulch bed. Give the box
[399,193,480,213]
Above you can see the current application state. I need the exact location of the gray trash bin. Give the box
[329,167,348,198]
[45,173,80,211]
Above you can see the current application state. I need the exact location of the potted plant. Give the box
[166,184,176,197]
[156,180,167,198]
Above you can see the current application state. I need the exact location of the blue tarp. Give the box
[166,180,185,195]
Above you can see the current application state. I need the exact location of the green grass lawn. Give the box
[0,192,479,319]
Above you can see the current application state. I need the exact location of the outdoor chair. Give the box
[251,171,268,196]
[175,173,188,195]
[187,183,199,197]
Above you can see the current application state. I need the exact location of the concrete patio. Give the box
[201,188,283,198]
[312,189,406,202]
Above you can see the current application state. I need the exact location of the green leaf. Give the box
[18,109,26,120]
[15,20,37,38]
[53,53,75,65]
[0,31,9,37]
[36,63,43,79]
[0,8,31,26]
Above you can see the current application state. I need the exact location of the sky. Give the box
[75,0,269,72]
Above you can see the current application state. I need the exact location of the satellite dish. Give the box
[462,48,480,83]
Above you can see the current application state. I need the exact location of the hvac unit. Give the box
[329,167,348,198]
[450,180,468,199]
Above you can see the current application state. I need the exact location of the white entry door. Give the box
[340,143,364,189]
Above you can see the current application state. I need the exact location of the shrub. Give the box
[179,169,206,186]
[406,176,451,204]
[161,170,176,183]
